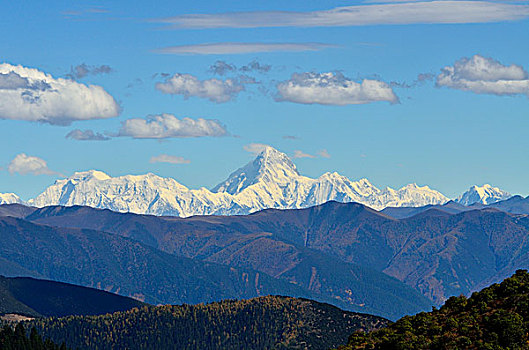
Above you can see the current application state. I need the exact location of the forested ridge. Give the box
[338,270,529,349]
[0,324,67,350]
[27,296,387,350]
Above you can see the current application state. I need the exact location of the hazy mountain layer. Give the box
[0,275,144,318]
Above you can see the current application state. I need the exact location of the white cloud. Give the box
[157,1,529,29]
[243,143,271,155]
[66,129,110,141]
[317,149,331,158]
[155,73,244,103]
[276,72,398,105]
[150,154,191,164]
[436,55,529,96]
[118,114,228,139]
[0,63,120,125]
[7,153,60,176]
[293,150,316,159]
[155,42,335,55]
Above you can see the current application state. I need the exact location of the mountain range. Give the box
[0,203,432,320]
[5,198,529,316]
[0,147,517,217]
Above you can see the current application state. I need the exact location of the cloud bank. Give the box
[293,150,316,159]
[210,60,272,76]
[436,55,529,96]
[66,129,110,141]
[0,63,120,125]
[155,42,334,55]
[67,63,113,79]
[155,73,244,103]
[150,154,191,164]
[209,61,237,75]
[276,72,398,105]
[157,1,529,29]
[317,149,331,158]
[8,153,59,176]
[118,114,228,139]
[243,143,271,155]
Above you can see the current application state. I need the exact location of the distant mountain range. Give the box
[382,195,529,219]
[0,146,518,216]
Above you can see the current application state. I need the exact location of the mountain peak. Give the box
[456,184,512,205]
[212,146,300,194]
[69,170,111,182]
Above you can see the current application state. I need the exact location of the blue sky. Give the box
[1,0,528,200]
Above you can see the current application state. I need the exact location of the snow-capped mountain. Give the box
[0,193,22,205]
[456,184,512,205]
[28,146,450,216]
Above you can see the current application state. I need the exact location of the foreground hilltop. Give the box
[339,270,529,349]
[28,296,388,350]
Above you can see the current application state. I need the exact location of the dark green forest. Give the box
[339,270,529,349]
[27,296,387,350]
[0,324,66,350]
